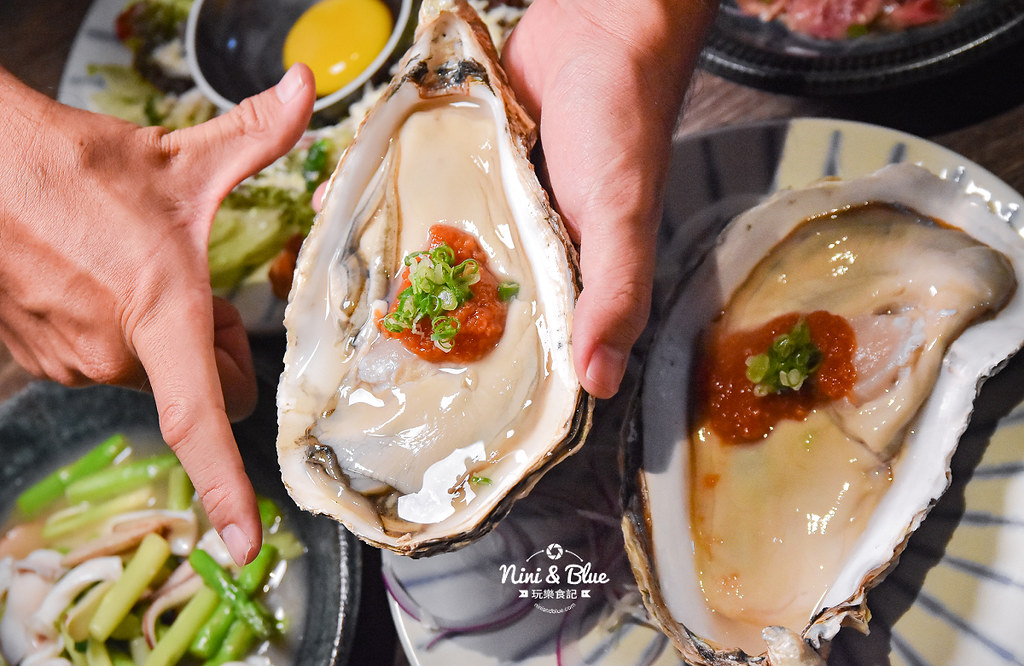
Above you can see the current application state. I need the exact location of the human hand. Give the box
[0,64,315,565]
[501,0,715,398]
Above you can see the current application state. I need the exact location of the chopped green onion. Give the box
[497,281,519,302]
[745,319,822,396]
[470,475,492,485]
[382,243,484,351]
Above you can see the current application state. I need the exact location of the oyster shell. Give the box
[622,163,1024,663]
[276,0,592,556]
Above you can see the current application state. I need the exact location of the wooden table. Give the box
[2,2,1024,664]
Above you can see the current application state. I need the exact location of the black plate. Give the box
[700,0,1024,96]
[0,381,360,665]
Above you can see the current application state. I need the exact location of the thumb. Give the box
[169,64,316,204]
[572,217,656,399]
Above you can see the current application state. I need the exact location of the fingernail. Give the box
[276,65,305,104]
[222,523,255,566]
[586,344,628,398]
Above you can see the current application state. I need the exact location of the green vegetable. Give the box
[110,612,143,641]
[207,186,315,290]
[87,64,215,129]
[129,636,151,665]
[204,618,256,666]
[257,496,283,529]
[116,0,193,93]
[263,530,305,561]
[167,466,194,511]
[43,487,152,541]
[144,587,220,666]
[59,624,87,666]
[188,549,274,639]
[190,544,278,659]
[381,244,481,351]
[109,652,135,666]
[66,581,115,642]
[65,454,179,504]
[497,281,519,302]
[86,64,164,127]
[17,433,128,517]
[220,185,315,230]
[745,319,822,396]
[470,475,492,485]
[90,533,171,642]
[302,138,334,192]
[86,639,114,666]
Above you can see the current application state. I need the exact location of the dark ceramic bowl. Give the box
[184,0,413,117]
[701,0,1024,95]
[0,381,360,665]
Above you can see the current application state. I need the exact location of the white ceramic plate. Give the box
[385,118,1024,665]
[58,0,290,335]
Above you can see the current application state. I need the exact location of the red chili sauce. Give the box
[698,311,857,443]
[381,224,507,363]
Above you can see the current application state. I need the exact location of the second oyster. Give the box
[276,0,592,556]
[622,163,1024,663]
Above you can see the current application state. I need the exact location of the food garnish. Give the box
[703,311,856,443]
[381,243,481,351]
[380,225,512,362]
[497,281,520,302]
[744,318,822,396]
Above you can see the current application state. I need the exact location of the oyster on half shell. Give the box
[622,163,1024,664]
[276,0,592,556]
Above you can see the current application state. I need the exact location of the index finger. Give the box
[132,287,262,566]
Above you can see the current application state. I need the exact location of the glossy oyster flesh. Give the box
[276,0,592,556]
[622,163,1024,663]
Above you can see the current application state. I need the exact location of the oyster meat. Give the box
[622,163,1024,663]
[276,0,592,556]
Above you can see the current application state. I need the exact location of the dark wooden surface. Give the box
[2,2,1024,664]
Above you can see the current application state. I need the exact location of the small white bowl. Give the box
[185,0,412,115]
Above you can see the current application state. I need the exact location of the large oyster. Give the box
[622,163,1024,663]
[276,0,592,556]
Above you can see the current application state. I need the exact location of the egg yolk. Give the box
[283,0,393,97]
